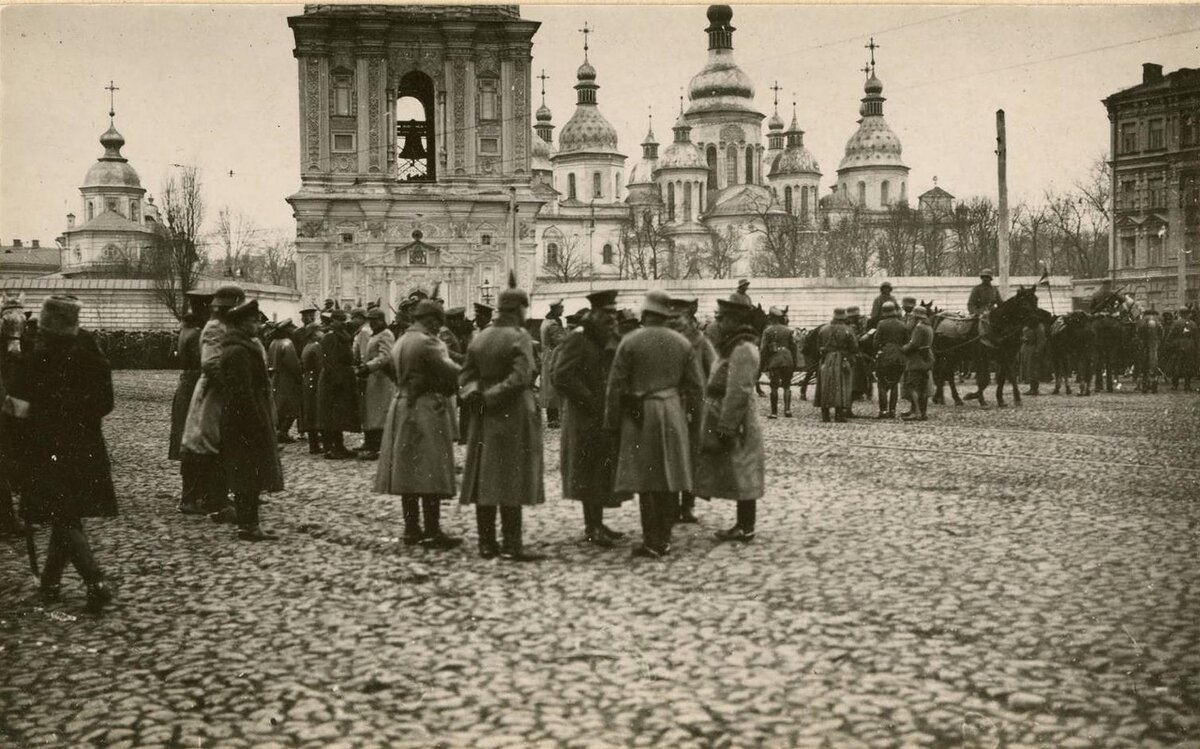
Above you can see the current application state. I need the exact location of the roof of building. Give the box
[557,60,621,156]
[919,185,955,201]
[1104,66,1200,105]
[301,4,522,20]
[69,209,155,235]
[706,183,776,217]
[82,121,145,190]
[1,246,60,269]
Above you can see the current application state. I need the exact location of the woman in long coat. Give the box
[317,310,360,458]
[219,300,283,541]
[375,301,460,548]
[697,299,765,543]
[268,321,303,442]
[10,296,116,614]
[814,308,857,423]
[301,328,324,454]
[460,285,544,562]
[357,308,397,459]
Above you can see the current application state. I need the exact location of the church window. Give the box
[881,180,890,206]
[480,138,499,154]
[1149,231,1163,267]
[341,233,354,244]
[727,146,738,187]
[73,246,82,262]
[1148,119,1165,150]
[546,242,560,267]
[1121,122,1138,154]
[602,244,614,265]
[857,181,867,205]
[699,183,705,211]
[333,71,354,117]
[800,187,811,223]
[409,247,427,266]
[684,182,693,220]
[1121,236,1136,268]
[784,186,793,214]
[481,234,492,245]
[667,183,676,221]
[395,71,436,182]
[568,173,577,200]
[745,145,755,184]
[706,146,718,190]
[1184,115,1200,147]
[593,172,603,199]
[102,244,119,260]
[333,133,355,152]
[106,198,120,215]
[478,77,499,121]
[1121,180,1138,210]
[129,200,139,223]
[900,181,907,204]
[615,174,622,200]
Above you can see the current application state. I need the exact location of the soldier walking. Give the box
[552,290,625,548]
[902,307,935,421]
[667,297,716,524]
[760,306,797,419]
[355,308,396,460]
[376,300,462,549]
[696,298,765,543]
[873,301,907,419]
[540,299,566,429]
[606,290,703,559]
[460,279,544,562]
[814,308,857,423]
[317,309,360,459]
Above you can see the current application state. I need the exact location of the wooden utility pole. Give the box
[509,187,520,288]
[996,109,1010,298]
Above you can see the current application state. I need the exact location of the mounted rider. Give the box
[968,269,1003,341]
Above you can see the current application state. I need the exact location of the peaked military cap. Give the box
[473,302,494,316]
[586,289,619,310]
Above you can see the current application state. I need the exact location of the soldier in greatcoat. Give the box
[317,309,360,459]
[459,303,494,440]
[218,300,283,541]
[1136,309,1164,394]
[268,319,303,443]
[696,297,765,543]
[300,321,325,455]
[868,282,898,329]
[760,306,798,419]
[354,308,396,461]
[667,296,716,524]
[171,290,211,514]
[460,281,545,562]
[605,290,704,559]
[1019,318,1047,396]
[540,300,567,429]
[814,308,857,423]
[873,301,908,419]
[902,307,935,421]
[349,308,371,449]
[552,289,624,548]
[376,300,462,549]
[181,284,245,520]
[846,305,871,402]
[438,307,467,444]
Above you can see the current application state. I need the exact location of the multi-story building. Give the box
[1104,62,1200,308]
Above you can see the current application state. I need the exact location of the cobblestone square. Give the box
[1,371,1198,748]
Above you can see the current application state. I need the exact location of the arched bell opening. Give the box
[396,71,436,183]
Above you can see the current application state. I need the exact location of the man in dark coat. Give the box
[172,291,212,514]
[317,309,360,459]
[0,299,26,537]
[667,296,717,524]
[300,323,325,455]
[460,281,544,562]
[759,306,797,419]
[902,307,935,421]
[815,308,857,423]
[606,290,704,558]
[540,300,567,429]
[730,279,753,307]
[873,301,908,419]
[268,319,303,443]
[219,300,283,541]
[846,305,871,403]
[968,270,1003,316]
[552,289,623,547]
[459,302,494,440]
[8,296,115,614]
[869,282,898,329]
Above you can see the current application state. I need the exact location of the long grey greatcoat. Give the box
[539,316,566,409]
[605,325,703,494]
[551,319,621,505]
[300,333,322,432]
[361,327,397,432]
[317,326,360,432]
[219,329,285,496]
[181,317,229,455]
[695,330,764,501]
[268,336,302,422]
[375,322,460,497]
[814,321,857,409]
[13,330,117,523]
[168,324,202,460]
[460,319,545,507]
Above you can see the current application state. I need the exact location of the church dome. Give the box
[83,122,142,189]
[658,141,705,171]
[531,128,553,172]
[558,107,619,154]
[865,73,883,95]
[838,115,904,170]
[767,111,785,131]
[685,6,760,118]
[770,146,821,178]
[536,102,553,123]
[576,60,596,82]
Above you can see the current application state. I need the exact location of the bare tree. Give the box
[215,207,258,279]
[823,207,875,277]
[150,167,206,321]
[746,193,820,277]
[260,234,298,287]
[948,197,998,275]
[702,224,744,279]
[876,203,922,276]
[619,208,674,280]
[542,231,593,283]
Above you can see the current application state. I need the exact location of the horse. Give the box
[1047,311,1095,396]
[930,286,1041,408]
[1091,313,1130,393]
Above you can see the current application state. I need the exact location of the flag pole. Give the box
[1042,264,1056,316]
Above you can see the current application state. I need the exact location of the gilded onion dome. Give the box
[83,121,142,189]
[558,59,620,154]
[657,111,705,170]
[770,111,821,177]
[686,6,761,118]
[838,71,905,171]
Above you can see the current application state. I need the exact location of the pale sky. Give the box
[2,3,1198,245]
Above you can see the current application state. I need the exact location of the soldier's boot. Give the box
[500,507,543,562]
[401,497,424,546]
[476,506,500,559]
[546,407,561,429]
[918,395,930,421]
[0,481,24,537]
[236,493,277,542]
[583,503,615,548]
[419,498,462,550]
[677,493,699,524]
[277,418,296,443]
[821,408,832,423]
[783,388,793,417]
[307,431,323,455]
[768,389,779,418]
[834,408,848,423]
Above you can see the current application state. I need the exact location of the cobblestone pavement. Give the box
[2,371,1198,749]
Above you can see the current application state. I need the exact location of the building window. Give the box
[706,146,718,190]
[106,198,120,215]
[593,172,603,199]
[684,182,693,220]
[129,200,140,223]
[1121,122,1138,154]
[858,181,867,205]
[102,244,119,260]
[901,181,907,203]
[784,185,793,214]
[745,145,755,184]
[546,242,559,267]
[333,133,355,152]
[481,234,492,245]
[1148,176,1164,209]
[667,182,676,221]
[800,186,810,223]
[1148,119,1165,150]
[341,233,354,244]
[615,174,622,200]
[881,180,890,206]
[333,71,354,117]
[1149,232,1163,267]
[1121,180,1137,210]
[74,246,82,262]
[409,248,427,265]
[479,78,499,121]
[479,137,499,154]
[602,243,614,265]
[726,146,738,187]
[87,202,95,221]
[1184,115,1199,147]
[1122,236,1136,268]
[568,173,577,200]
[395,71,436,183]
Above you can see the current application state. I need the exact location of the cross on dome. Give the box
[865,37,880,71]
[579,22,591,61]
[771,81,782,111]
[538,69,549,102]
[105,79,119,120]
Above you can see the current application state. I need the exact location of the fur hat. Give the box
[39,295,83,336]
